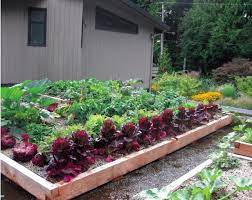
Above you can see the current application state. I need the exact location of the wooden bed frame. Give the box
[1,115,232,200]
[234,141,252,158]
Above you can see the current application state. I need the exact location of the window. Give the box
[28,7,47,46]
[95,7,138,34]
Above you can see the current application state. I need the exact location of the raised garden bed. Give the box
[234,141,252,158]
[137,155,252,200]
[1,115,232,200]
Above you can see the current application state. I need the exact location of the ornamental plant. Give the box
[220,84,237,98]
[236,76,252,97]
[191,92,222,102]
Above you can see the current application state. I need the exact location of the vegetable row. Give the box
[1,103,221,182]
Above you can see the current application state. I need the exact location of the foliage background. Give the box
[132,0,252,72]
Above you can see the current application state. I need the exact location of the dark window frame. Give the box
[95,6,139,34]
[28,7,47,47]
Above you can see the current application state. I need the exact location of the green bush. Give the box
[236,76,252,97]
[155,73,202,97]
[199,77,217,92]
[220,84,237,98]
[158,48,173,73]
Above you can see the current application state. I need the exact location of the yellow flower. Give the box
[191,92,222,102]
[151,82,159,93]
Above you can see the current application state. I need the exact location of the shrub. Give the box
[220,84,237,98]
[199,78,217,92]
[212,58,252,83]
[191,92,222,102]
[158,48,173,73]
[154,73,202,97]
[236,76,252,97]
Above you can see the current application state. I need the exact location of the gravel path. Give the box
[179,159,252,200]
[1,126,233,200]
[222,106,252,116]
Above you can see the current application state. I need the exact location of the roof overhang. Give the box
[119,0,170,32]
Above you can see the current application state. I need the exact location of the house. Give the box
[1,0,169,87]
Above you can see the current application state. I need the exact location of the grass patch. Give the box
[219,95,252,110]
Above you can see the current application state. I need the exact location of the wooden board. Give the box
[0,154,58,200]
[159,159,213,194]
[1,115,232,200]
[234,141,252,158]
[41,94,68,103]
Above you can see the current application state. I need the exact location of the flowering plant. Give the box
[192,92,222,102]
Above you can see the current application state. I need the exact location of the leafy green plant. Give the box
[199,77,217,92]
[110,115,127,130]
[1,80,50,128]
[219,177,252,200]
[242,128,252,144]
[158,48,173,74]
[1,86,41,128]
[25,123,55,144]
[220,84,237,98]
[154,73,202,97]
[84,115,105,138]
[236,76,252,97]
[137,167,252,200]
[38,124,85,152]
[136,168,222,200]
[210,132,240,169]
[233,119,252,144]
[153,90,186,112]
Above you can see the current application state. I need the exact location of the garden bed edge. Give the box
[234,141,252,158]
[1,115,232,200]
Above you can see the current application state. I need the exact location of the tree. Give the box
[158,48,173,73]
[179,0,252,73]
[132,0,192,70]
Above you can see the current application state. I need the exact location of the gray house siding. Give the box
[1,0,48,83]
[1,0,155,87]
[46,0,83,81]
[83,0,154,86]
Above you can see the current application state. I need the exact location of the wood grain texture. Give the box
[234,141,252,158]
[0,153,58,200]
[1,115,232,200]
[54,115,232,200]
